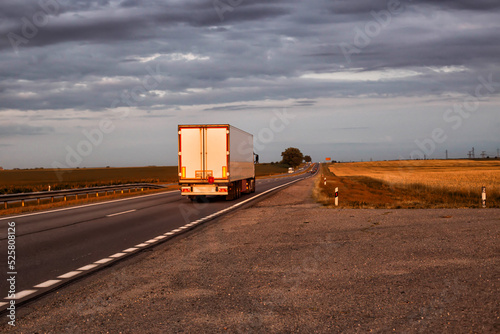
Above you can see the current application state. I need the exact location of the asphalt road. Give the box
[0,167,316,310]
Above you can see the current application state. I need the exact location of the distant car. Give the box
[288,167,294,174]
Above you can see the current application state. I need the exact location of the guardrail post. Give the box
[22,200,25,207]
[75,194,78,200]
[51,196,54,203]
[37,198,40,205]
[96,192,99,197]
[64,195,67,202]
[4,202,7,209]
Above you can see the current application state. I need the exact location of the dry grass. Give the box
[332,160,500,193]
[314,160,500,208]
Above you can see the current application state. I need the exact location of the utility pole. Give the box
[445,150,448,159]
[472,147,475,159]
[468,151,472,159]
[481,151,486,159]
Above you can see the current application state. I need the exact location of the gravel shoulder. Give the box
[4,178,499,333]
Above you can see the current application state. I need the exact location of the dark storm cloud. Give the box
[0,0,498,112]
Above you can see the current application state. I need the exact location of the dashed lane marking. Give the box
[0,176,309,310]
[77,264,99,271]
[57,271,81,279]
[6,290,37,300]
[94,258,113,264]
[34,280,61,288]
[106,209,136,217]
[0,190,178,221]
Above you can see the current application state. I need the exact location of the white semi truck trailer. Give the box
[178,124,256,201]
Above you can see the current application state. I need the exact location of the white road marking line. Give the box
[34,280,61,288]
[106,209,136,217]
[78,264,99,271]
[135,243,148,247]
[0,177,308,307]
[58,271,81,279]
[0,190,178,221]
[5,290,37,300]
[94,258,113,264]
[179,226,189,230]
[123,247,138,252]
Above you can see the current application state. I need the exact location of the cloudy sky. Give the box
[1,0,499,169]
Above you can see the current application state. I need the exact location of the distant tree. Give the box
[304,155,312,163]
[281,147,304,168]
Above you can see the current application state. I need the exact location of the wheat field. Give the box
[330,160,500,194]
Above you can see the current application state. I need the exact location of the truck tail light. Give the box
[222,166,227,178]
[208,176,215,184]
[181,187,191,192]
[218,186,228,193]
[181,167,186,178]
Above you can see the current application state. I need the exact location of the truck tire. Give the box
[226,183,235,201]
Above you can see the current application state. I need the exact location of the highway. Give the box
[0,167,317,310]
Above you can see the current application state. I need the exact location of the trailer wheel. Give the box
[226,183,235,201]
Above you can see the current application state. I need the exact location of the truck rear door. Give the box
[179,126,229,181]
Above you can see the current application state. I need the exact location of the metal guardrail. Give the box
[0,183,167,209]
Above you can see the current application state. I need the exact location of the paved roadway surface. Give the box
[0,166,317,310]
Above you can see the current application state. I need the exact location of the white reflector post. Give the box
[482,186,486,208]
[335,187,339,206]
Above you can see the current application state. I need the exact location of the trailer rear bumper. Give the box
[180,184,228,196]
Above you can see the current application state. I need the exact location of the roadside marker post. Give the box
[335,187,338,206]
[324,177,326,186]
[482,186,486,208]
